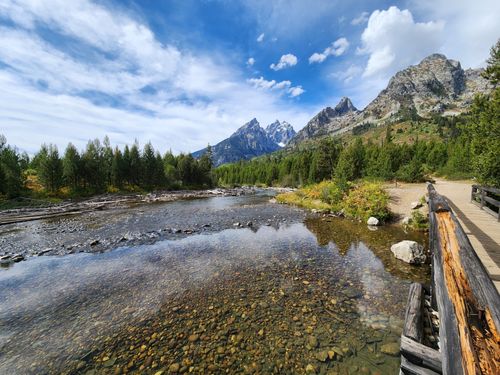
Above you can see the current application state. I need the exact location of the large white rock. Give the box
[367,217,380,226]
[391,240,426,264]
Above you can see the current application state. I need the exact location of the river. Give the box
[0,193,429,374]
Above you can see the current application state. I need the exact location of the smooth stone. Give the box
[380,342,400,356]
[315,351,329,362]
[390,240,426,264]
[168,363,180,372]
[188,334,199,342]
[305,364,316,373]
[367,217,379,226]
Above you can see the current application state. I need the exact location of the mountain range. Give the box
[292,54,490,143]
[192,119,296,166]
[194,53,490,165]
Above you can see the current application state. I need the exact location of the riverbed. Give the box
[0,193,429,374]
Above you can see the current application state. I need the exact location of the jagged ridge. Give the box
[291,54,490,144]
[193,119,296,166]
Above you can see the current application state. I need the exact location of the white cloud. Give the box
[288,86,305,97]
[270,54,298,71]
[410,0,500,69]
[256,33,265,42]
[351,12,369,26]
[360,6,444,78]
[247,57,255,66]
[330,65,363,83]
[247,76,304,98]
[309,38,349,64]
[0,0,314,153]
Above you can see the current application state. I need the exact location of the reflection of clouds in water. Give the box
[0,224,317,373]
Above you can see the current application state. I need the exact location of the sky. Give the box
[0,0,499,154]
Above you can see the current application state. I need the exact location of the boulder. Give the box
[367,217,380,226]
[391,240,426,264]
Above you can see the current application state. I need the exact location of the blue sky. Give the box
[0,0,499,154]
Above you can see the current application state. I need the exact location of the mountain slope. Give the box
[193,119,295,166]
[292,54,490,144]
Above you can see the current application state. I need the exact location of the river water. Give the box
[0,195,428,375]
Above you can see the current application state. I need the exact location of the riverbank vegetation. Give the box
[1,42,498,205]
[215,41,500,189]
[276,180,390,222]
[0,137,214,205]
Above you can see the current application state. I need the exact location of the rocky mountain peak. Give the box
[265,120,296,146]
[193,118,294,166]
[290,53,490,145]
[334,97,357,115]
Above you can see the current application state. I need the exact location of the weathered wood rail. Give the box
[400,283,442,375]
[471,185,500,221]
[427,184,500,374]
[400,184,500,374]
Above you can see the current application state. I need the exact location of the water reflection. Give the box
[0,220,429,374]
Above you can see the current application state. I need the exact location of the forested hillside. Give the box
[215,42,500,188]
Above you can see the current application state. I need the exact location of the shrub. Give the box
[410,210,429,231]
[341,182,390,222]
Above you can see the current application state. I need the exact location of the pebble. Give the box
[168,363,180,372]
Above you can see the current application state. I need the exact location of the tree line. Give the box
[0,137,214,198]
[215,41,500,188]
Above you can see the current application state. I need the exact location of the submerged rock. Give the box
[380,342,400,356]
[390,240,425,264]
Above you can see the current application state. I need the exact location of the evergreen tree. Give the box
[111,147,125,188]
[0,135,23,198]
[129,141,142,186]
[102,136,114,187]
[38,144,63,193]
[62,143,81,191]
[82,139,105,192]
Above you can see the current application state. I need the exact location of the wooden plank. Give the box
[403,283,424,343]
[428,183,500,374]
[400,336,442,373]
[401,355,442,375]
[428,210,464,375]
[483,195,500,208]
[482,186,500,195]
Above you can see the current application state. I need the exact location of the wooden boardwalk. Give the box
[433,179,500,292]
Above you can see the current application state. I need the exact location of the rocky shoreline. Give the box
[0,189,304,267]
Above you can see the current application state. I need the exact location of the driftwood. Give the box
[428,184,500,375]
[403,283,424,343]
[401,335,442,373]
[401,355,442,375]
[401,282,443,374]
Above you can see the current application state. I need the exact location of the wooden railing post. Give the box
[427,184,500,375]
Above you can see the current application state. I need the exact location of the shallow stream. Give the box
[0,196,428,374]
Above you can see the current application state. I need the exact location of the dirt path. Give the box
[386,178,500,291]
[385,181,427,222]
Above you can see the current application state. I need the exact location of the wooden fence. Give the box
[471,185,500,221]
[426,184,500,374]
